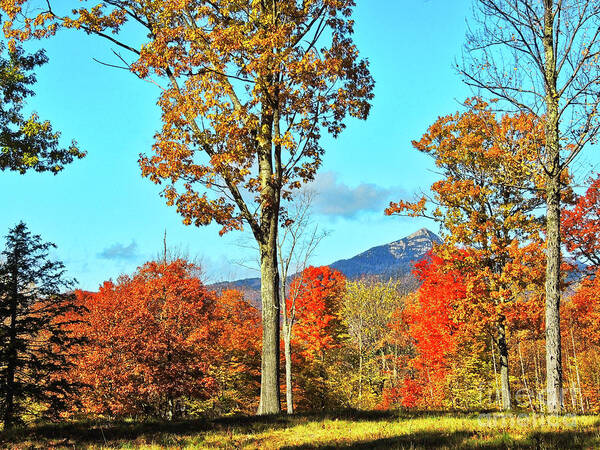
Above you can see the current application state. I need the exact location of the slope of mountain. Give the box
[212,228,441,298]
[329,228,441,278]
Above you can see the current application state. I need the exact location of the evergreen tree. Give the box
[0,42,85,174]
[0,222,83,429]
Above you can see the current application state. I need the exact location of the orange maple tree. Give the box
[71,260,219,419]
[288,266,346,359]
[396,254,465,408]
[0,0,375,413]
[563,271,600,412]
[210,289,262,414]
[285,265,346,410]
[386,98,549,410]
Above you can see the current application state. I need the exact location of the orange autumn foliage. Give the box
[70,260,260,418]
[210,289,262,414]
[0,0,374,235]
[562,271,600,412]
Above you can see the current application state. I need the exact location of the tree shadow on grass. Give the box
[1,410,597,448]
[0,408,466,446]
[282,428,600,449]
[0,415,283,447]
[281,430,474,449]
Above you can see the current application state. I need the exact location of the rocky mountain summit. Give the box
[329,228,441,279]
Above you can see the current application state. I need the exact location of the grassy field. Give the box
[2,410,600,449]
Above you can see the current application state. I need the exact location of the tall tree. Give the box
[1,1,375,414]
[0,43,84,174]
[386,98,547,410]
[460,0,600,413]
[0,222,83,429]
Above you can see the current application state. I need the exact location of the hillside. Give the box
[329,227,441,278]
[213,228,441,299]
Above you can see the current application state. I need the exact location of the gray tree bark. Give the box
[497,320,512,411]
[258,240,282,414]
[542,3,563,415]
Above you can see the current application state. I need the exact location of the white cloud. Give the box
[308,171,406,218]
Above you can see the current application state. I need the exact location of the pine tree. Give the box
[0,222,83,429]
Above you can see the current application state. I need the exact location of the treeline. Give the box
[4,199,600,426]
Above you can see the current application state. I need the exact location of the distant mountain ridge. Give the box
[329,228,441,278]
[213,228,441,296]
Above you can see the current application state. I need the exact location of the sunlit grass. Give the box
[2,410,600,449]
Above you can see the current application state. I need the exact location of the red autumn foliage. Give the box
[563,174,600,269]
[288,266,346,358]
[562,269,600,412]
[397,254,466,408]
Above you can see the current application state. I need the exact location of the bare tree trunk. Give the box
[498,320,512,411]
[358,338,363,407]
[280,278,293,414]
[545,175,563,414]
[491,336,502,409]
[284,325,293,414]
[570,327,585,413]
[534,343,544,412]
[543,4,564,415]
[258,240,281,414]
[518,341,534,412]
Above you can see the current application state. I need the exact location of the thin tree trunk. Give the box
[570,376,577,411]
[491,336,502,409]
[570,327,585,413]
[284,326,293,414]
[358,338,363,407]
[564,359,576,411]
[280,278,293,414]
[498,320,512,411]
[518,341,534,412]
[543,3,564,415]
[534,343,544,412]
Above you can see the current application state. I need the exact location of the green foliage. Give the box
[340,279,405,409]
[0,44,84,174]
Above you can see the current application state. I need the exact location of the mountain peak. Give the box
[406,227,441,241]
[329,228,441,279]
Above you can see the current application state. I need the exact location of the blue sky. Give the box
[1,0,563,289]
